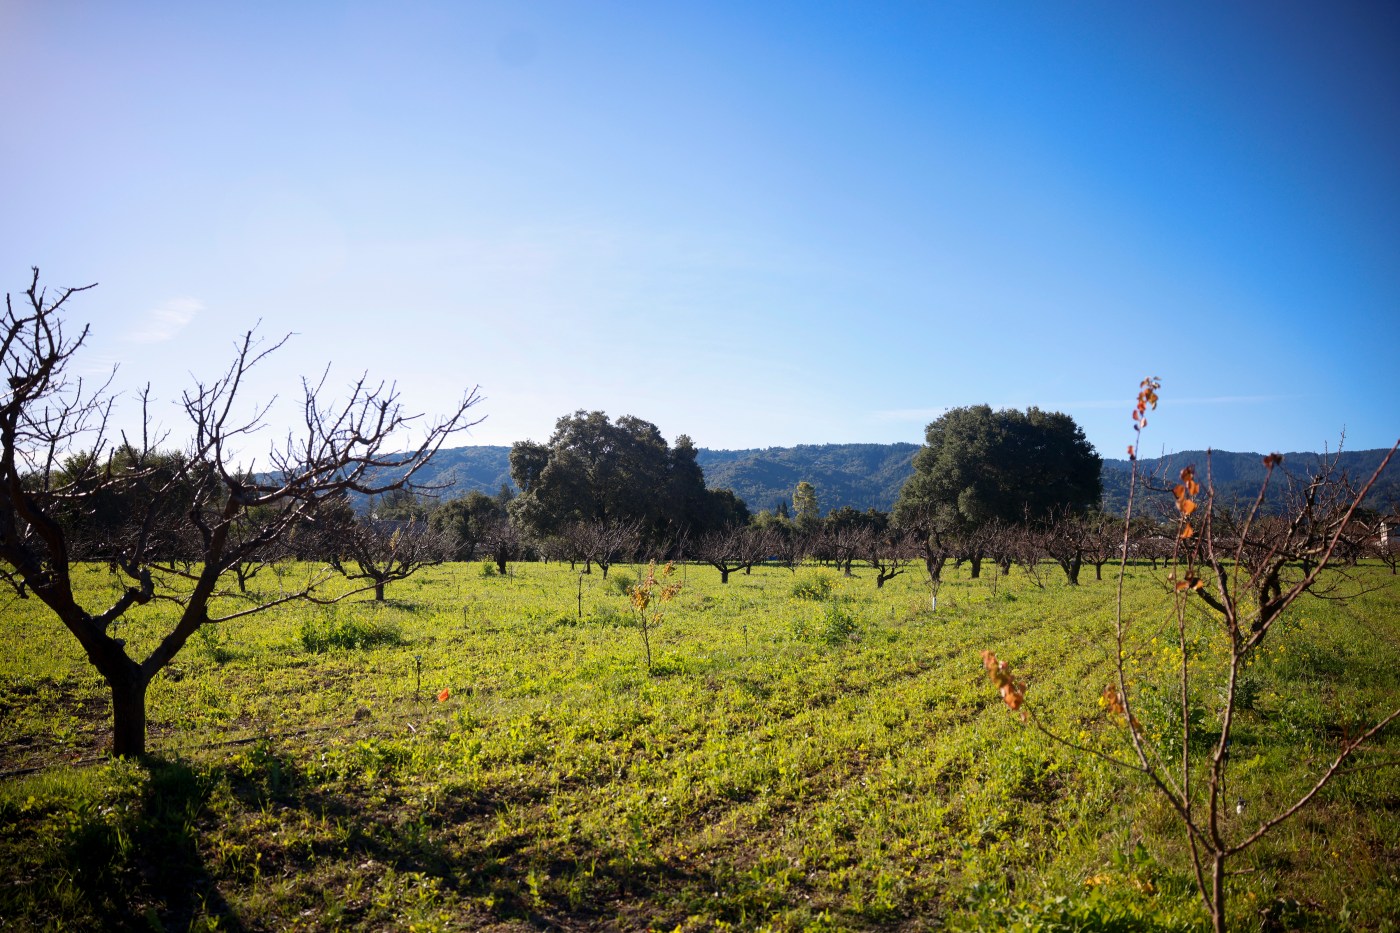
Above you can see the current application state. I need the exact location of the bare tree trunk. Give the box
[968,552,982,578]
[109,672,151,758]
[924,554,946,584]
[374,581,386,601]
[1060,555,1081,585]
[1211,856,1226,933]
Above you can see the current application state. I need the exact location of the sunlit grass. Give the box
[2,560,1397,930]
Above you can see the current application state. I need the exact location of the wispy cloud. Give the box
[126,298,202,343]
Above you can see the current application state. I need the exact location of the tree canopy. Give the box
[507,411,745,544]
[894,405,1101,534]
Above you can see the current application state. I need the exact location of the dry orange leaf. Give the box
[981,650,1027,718]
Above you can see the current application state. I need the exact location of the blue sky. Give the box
[3,1,1396,465]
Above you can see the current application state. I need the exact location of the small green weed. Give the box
[820,601,860,645]
[195,625,237,665]
[608,571,636,596]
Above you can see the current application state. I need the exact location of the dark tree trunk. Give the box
[1060,555,1081,586]
[109,672,151,758]
[968,553,982,579]
[374,581,386,601]
[924,554,946,584]
[718,566,731,584]
[495,553,507,575]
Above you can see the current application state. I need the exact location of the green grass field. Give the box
[2,560,1398,931]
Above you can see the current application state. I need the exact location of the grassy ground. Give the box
[2,559,1398,931]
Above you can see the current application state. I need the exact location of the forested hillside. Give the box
[365,443,1398,516]
[397,445,514,501]
[694,443,919,514]
[1100,448,1400,515]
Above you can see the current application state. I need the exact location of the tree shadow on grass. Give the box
[134,758,247,931]
[34,756,245,933]
[206,745,707,930]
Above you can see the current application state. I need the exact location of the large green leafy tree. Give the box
[430,489,507,561]
[508,411,742,543]
[894,405,1101,576]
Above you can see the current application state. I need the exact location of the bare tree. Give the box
[694,524,749,584]
[983,378,1400,933]
[768,525,809,574]
[482,514,523,575]
[736,523,773,575]
[0,269,480,757]
[323,515,451,601]
[565,517,641,579]
[858,526,916,588]
[892,503,956,608]
[1040,507,1090,586]
[1011,522,1049,589]
[1080,510,1123,581]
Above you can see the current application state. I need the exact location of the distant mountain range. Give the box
[1100,448,1400,516]
[380,443,1399,516]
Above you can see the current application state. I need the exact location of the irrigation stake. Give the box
[414,654,423,702]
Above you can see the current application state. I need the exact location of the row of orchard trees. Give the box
[33,397,1392,610]
[343,403,1399,598]
[346,404,1103,591]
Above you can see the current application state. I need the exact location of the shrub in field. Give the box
[608,571,636,596]
[195,626,238,665]
[479,561,497,578]
[628,560,681,674]
[819,601,861,646]
[300,611,404,652]
[791,569,839,601]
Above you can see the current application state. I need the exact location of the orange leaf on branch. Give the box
[981,650,1028,720]
[1101,685,1141,730]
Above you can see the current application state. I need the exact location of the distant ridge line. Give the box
[371,443,1400,515]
